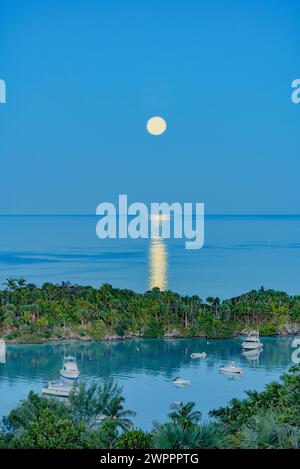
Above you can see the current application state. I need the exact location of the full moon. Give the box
[146,116,167,136]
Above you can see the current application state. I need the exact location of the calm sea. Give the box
[0,216,299,428]
[0,214,300,298]
[0,337,296,429]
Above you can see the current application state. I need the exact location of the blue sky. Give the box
[0,0,299,214]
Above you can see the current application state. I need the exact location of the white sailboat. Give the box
[242,331,263,350]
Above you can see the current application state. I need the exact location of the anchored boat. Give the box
[42,381,73,398]
[219,361,243,374]
[60,355,80,381]
[242,331,263,350]
[172,377,191,386]
[191,352,207,359]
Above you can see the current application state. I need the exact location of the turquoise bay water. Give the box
[0,337,295,429]
[0,216,299,429]
[1,215,300,298]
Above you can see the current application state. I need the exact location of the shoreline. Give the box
[4,328,300,345]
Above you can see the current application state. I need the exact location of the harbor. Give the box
[0,336,295,430]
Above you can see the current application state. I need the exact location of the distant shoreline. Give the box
[1,281,300,345]
[4,328,300,345]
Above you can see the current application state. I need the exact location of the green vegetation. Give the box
[209,364,300,430]
[0,278,299,342]
[1,366,299,449]
[209,365,300,449]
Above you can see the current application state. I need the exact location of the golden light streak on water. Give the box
[149,238,168,291]
[149,214,168,290]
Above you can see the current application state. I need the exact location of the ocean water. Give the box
[0,337,296,429]
[0,216,298,429]
[0,215,300,298]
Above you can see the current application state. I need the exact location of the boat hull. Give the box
[219,367,243,374]
[60,370,79,380]
[42,387,71,398]
[42,389,70,398]
[191,353,207,358]
[173,380,190,386]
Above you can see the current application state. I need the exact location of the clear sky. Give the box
[0,0,299,214]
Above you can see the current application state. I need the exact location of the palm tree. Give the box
[3,278,17,303]
[69,379,135,431]
[98,378,124,411]
[2,304,17,328]
[69,382,101,427]
[153,422,202,449]
[76,307,89,327]
[206,297,221,318]
[168,402,201,430]
[103,395,136,431]
[21,304,40,325]
[69,379,121,427]
[236,411,300,449]
[153,420,229,449]
[17,277,26,289]
[3,278,17,291]
[195,421,229,449]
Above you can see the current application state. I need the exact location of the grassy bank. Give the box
[1,278,300,343]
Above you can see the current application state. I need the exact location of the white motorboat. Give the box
[191,352,207,358]
[219,361,243,374]
[41,381,73,398]
[242,331,263,350]
[172,377,191,386]
[60,355,79,380]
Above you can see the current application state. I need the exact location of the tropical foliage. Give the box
[0,379,135,449]
[1,366,299,449]
[210,365,300,449]
[210,365,300,429]
[0,279,299,342]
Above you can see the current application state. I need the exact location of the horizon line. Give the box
[0,213,300,217]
